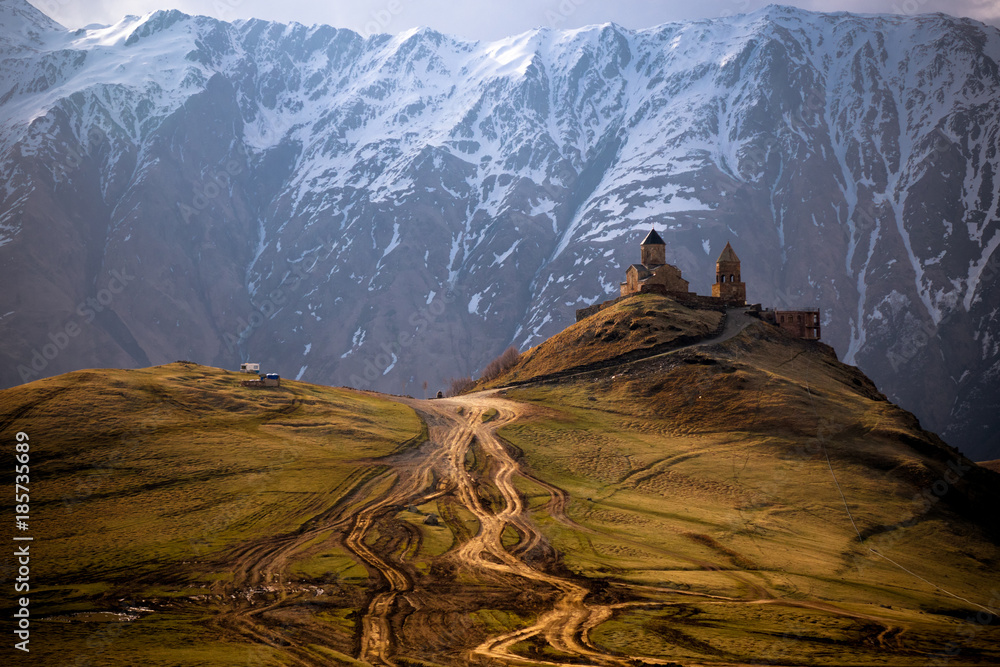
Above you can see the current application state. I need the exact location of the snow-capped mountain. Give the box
[1,0,997,459]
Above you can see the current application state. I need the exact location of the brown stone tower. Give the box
[640,227,666,267]
[712,242,746,304]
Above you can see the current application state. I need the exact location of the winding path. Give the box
[495,307,757,391]
[399,395,668,666]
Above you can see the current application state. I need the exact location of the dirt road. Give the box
[208,387,905,666]
[411,395,634,666]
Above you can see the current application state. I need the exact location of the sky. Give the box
[28,0,1000,38]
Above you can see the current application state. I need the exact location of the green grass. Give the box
[14,364,420,581]
[398,501,456,564]
[4,318,1000,666]
[0,362,423,665]
[32,611,286,667]
[493,324,1000,664]
[470,608,536,634]
[287,541,370,583]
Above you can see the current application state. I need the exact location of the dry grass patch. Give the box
[482,294,723,387]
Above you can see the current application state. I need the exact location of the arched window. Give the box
[730,274,735,282]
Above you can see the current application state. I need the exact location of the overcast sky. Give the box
[30,0,1000,38]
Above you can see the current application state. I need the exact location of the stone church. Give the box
[580,227,820,340]
[619,228,691,297]
[710,242,746,303]
[620,228,746,307]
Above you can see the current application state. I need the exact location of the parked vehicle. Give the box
[241,373,280,388]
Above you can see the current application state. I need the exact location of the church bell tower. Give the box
[712,242,746,304]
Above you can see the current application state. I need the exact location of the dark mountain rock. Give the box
[0,1,997,458]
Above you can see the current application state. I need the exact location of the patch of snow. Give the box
[965,236,1000,310]
[382,353,397,375]
[468,292,482,315]
[380,222,402,260]
[492,240,520,266]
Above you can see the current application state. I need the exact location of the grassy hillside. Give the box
[3,317,998,666]
[0,363,422,665]
[496,322,1000,665]
[482,293,724,387]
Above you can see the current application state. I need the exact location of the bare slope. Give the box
[979,460,1000,473]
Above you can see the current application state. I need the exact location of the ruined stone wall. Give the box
[762,310,822,340]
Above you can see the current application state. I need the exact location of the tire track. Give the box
[207,389,908,666]
[407,397,634,666]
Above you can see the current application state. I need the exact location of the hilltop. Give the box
[480,294,727,387]
[2,303,999,665]
[486,295,1000,664]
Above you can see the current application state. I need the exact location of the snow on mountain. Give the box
[0,0,998,458]
[0,0,63,49]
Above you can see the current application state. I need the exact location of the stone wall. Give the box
[760,309,822,340]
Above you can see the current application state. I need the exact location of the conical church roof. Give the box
[641,227,665,246]
[717,241,740,263]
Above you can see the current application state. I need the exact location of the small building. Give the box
[240,362,260,374]
[765,310,822,340]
